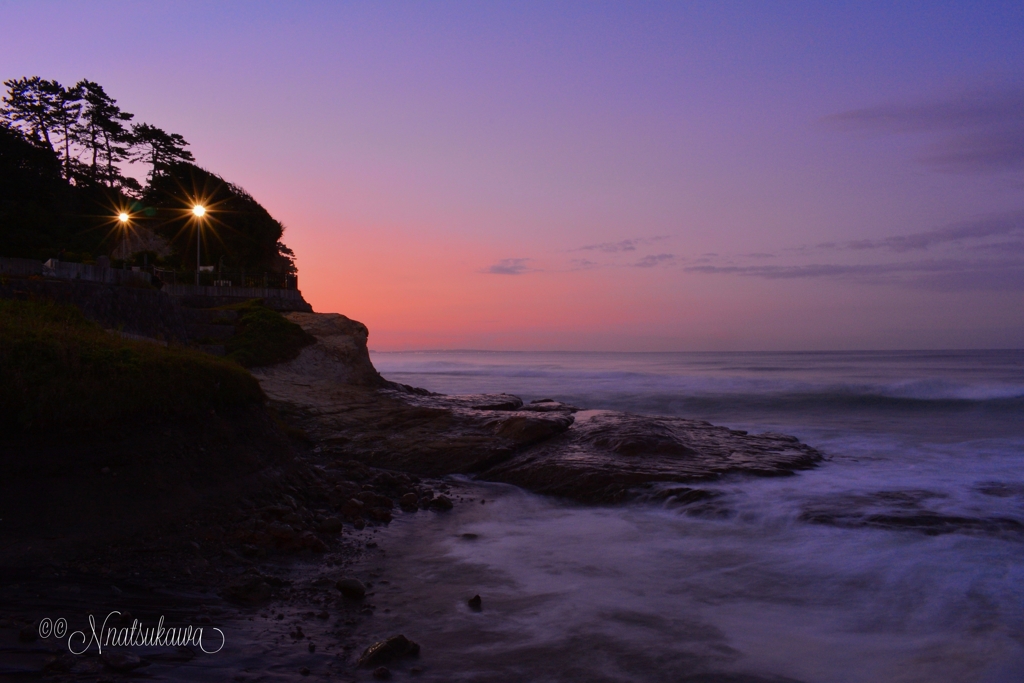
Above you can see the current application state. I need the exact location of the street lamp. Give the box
[193,204,206,285]
[118,212,130,270]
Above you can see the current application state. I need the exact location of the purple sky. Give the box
[3,1,1023,349]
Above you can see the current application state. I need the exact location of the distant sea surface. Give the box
[364,350,1024,682]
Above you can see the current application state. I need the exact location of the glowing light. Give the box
[192,205,206,217]
[118,212,130,223]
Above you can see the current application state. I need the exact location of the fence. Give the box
[152,269,297,290]
[43,259,152,286]
[0,257,45,277]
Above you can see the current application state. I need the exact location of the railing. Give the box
[43,259,152,286]
[152,269,298,290]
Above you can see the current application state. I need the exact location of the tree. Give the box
[73,80,134,188]
[52,83,83,181]
[1,77,60,152]
[1,78,84,181]
[146,162,296,274]
[131,122,194,183]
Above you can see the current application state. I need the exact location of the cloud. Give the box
[485,258,531,275]
[577,235,671,254]
[684,258,1024,290]
[579,239,640,253]
[844,211,1024,252]
[825,86,1024,172]
[634,253,675,268]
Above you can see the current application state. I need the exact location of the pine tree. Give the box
[131,122,194,182]
[73,80,134,187]
[1,77,61,152]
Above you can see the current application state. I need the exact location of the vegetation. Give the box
[0,76,296,275]
[0,299,266,434]
[222,300,316,368]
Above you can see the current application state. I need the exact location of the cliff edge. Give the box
[256,312,822,504]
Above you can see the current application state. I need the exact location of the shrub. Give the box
[0,299,265,433]
[222,300,315,368]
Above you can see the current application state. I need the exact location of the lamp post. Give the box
[118,212,130,270]
[193,204,206,286]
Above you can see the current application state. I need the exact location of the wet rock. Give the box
[18,623,37,642]
[222,577,273,605]
[101,652,149,672]
[469,395,524,411]
[976,482,1024,498]
[800,489,1024,538]
[358,634,421,667]
[299,666,311,675]
[267,522,298,542]
[145,647,196,663]
[429,495,453,511]
[318,516,344,533]
[341,498,365,519]
[368,507,393,523]
[373,667,392,679]
[336,578,366,600]
[481,410,822,503]
[468,594,482,611]
[353,518,366,530]
[299,531,328,552]
[358,491,394,510]
[521,399,580,413]
[42,653,75,672]
[400,492,419,512]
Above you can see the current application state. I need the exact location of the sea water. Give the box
[361,350,1024,682]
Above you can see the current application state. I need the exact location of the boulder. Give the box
[358,634,420,667]
[336,578,366,600]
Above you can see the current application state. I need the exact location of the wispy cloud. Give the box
[485,258,531,275]
[634,253,675,268]
[580,239,640,253]
[685,258,1024,290]
[842,211,1024,252]
[576,235,670,254]
[826,86,1024,173]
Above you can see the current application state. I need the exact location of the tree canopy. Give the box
[0,76,296,275]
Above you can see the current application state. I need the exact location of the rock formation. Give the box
[254,313,822,503]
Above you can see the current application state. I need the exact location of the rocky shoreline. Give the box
[255,312,822,504]
[0,310,823,681]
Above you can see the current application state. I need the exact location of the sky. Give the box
[2,1,1023,350]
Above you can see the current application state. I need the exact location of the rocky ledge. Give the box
[255,313,822,504]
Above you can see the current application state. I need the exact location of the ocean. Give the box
[361,350,1024,682]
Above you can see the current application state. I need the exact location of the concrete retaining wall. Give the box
[0,278,189,343]
[162,284,313,312]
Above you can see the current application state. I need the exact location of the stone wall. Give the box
[0,278,189,343]
[162,284,314,312]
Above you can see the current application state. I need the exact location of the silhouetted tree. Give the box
[147,162,295,273]
[131,122,194,182]
[1,77,61,151]
[74,80,134,188]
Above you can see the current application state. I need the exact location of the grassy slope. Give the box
[221,300,316,368]
[0,298,265,433]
